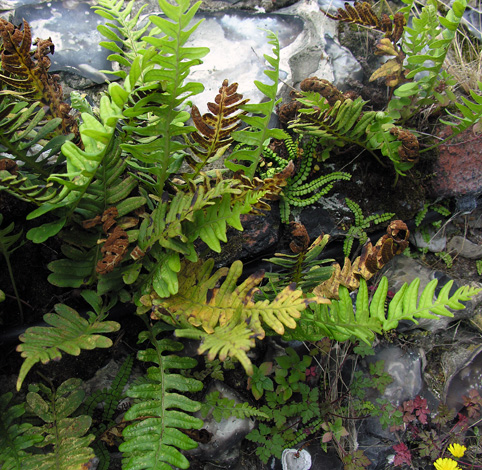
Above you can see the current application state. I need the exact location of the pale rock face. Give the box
[1,0,363,105]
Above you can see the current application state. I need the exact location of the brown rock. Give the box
[430,126,482,199]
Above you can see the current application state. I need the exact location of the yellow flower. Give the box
[448,443,466,458]
[434,458,460,470]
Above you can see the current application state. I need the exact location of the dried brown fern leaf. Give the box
[186,79,249,177]
[0,18,78,138]
[322,2,406,43]
[314,220,409,299]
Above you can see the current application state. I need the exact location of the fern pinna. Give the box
[0,379,95,470]
[120,332,203,470]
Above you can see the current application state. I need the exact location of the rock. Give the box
[324,33,363,90]
[447,235,482,260]
[187,10,305,108]
[443,344,482,413]
[430,126,482,201]
[369,346,423,406]
[190,381,256,464]
[410,227,447,253]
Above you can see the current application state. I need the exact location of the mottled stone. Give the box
[410,227,447,253]
[447,235,482,260]
[190,381,255,463]
[430,126,482,200]
[443,344,482,413]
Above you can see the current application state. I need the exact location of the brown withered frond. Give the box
[83,207,133,275]
[322,2,406,42]
[314,220,409,299]
[186,79,249,177]
[323,3,409,88]
[0,18,78,138]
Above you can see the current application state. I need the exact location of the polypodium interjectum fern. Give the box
[288,87,419,175]
[25,379,95,469]
[387,0,467,122]
[120,333,203,470]
[0,391,44,469]
[287,276,482,344]
[315,219,409,299]
[16,296,120,390]
[323,2,407,88]
[186,79,249,179]
[261,223,334,299]
[146,258,329,375]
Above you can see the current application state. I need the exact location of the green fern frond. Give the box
[286,277,481,344]
[134,174,268,298]
[0,172,60,205]
[120,0,209,195]
[0,97,70,177]
[389,0,467,121]
[16,304,120,390]
[226,30,288,179]
[25,378,95,470]
[200,390,269,421]
[440,81,482,137]
[343,198,395,257]
[0,392,43,470]
[262,234,334,297]
[120,337,203,470]
[149,259,320,375]
[94,0,152,78]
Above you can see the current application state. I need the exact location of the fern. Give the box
[80,354,134,470]
[24,378,95,470]
[120,334,203,470]
[0,19,78,138]
[286,277,481,344]
[186,79,249,179]
[132,173,268,298]
[439,80,482,139]
[226,30,288,179]
[388,0,467,121]
[16,302,120,390]
[200,390,269,421]
[94,0,151,77]
[262,231,334,298]
[343,198,395,257]
[0,97,70,178]
[120,0,209,195]
[288,91,416,174]
[0,392,43,470]
[146,258,325,375]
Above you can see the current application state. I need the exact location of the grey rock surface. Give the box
[447,235,482,260]
[410,227,447,253]
[190,381,256,464]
